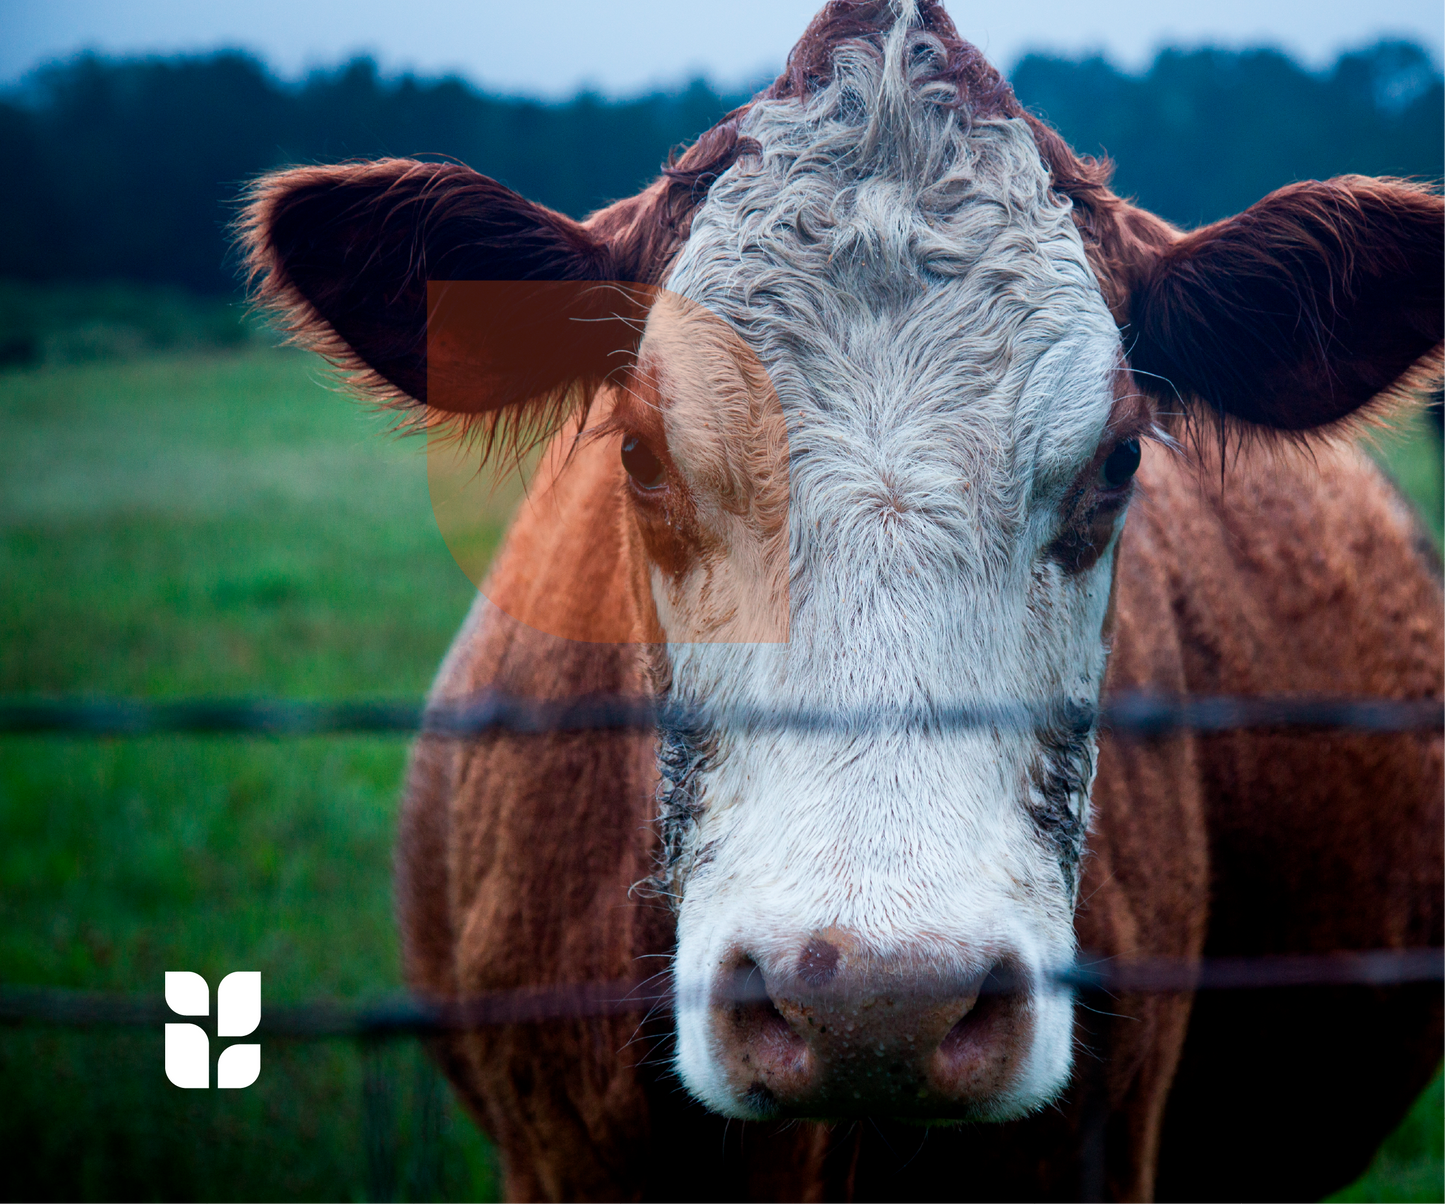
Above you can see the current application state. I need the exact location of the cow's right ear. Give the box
[1122,177,1443,432]
[240,158,651,434]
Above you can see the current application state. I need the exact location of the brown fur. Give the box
[397,418,1441,1202]
[239,3,1444,1198]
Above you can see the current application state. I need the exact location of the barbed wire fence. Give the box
[2,688,1442,1200]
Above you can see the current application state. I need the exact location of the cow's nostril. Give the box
[725,957,772,1008]
[934,960,1031,1097]
[734,993,792,1041]
[719,958,809,1096]
[797,936,840,986]
[707,945,1036,1116]
[940,996,991,1055]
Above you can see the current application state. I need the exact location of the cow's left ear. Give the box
[240,158,650,424]
[1124,177,1443,430]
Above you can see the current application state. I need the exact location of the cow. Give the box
[240,2,1444,1199]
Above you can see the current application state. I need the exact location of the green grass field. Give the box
[0,337,1440,1202]
[0,346,495,1200]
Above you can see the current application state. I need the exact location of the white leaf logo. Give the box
[164,971,261,1089]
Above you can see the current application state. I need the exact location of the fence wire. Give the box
[3,948,1441,1041]
[1,690,1441,737]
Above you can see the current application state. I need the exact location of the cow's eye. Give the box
[1099,437,1141,489]
[621,435,667,490]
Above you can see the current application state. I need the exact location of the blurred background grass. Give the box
[0,304,495,1200]
[0,285,1439,1203]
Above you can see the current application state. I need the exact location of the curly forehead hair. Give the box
[641,0,1150,304]
[657,0,1123,566]
[674,11,1088,305]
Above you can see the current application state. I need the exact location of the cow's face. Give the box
[245,0,1441,1133]
[611,28,1145,1121]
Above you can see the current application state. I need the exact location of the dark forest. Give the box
[1,40,1440,294]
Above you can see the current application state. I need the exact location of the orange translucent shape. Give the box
[426,282,789,644]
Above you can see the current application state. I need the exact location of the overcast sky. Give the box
[2,0,1441,95]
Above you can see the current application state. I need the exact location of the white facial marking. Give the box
[635,17,1130,1119]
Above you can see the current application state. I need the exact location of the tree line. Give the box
[0,40,1439,295]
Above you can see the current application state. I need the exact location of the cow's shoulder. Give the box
[1120,430,1442,698]
[397,417,672,1198]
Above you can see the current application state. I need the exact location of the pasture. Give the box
[0,323,1440,1201]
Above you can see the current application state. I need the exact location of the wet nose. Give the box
[709,931,1034,1118]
